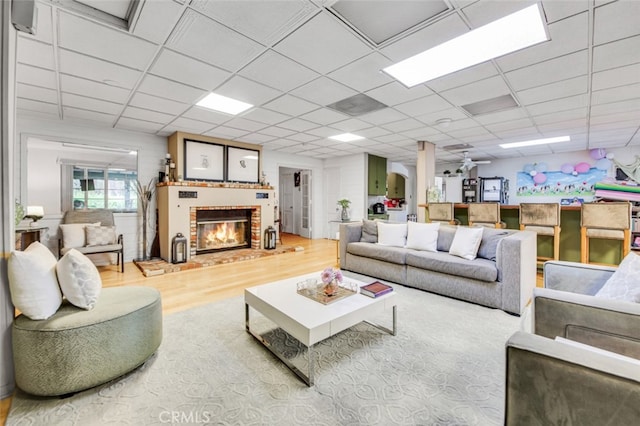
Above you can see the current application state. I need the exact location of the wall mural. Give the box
[516,169,606,198]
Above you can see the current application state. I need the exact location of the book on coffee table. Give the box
[360,281,393,298]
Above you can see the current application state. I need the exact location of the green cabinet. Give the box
[368,154,387,195]
[387,173,405,198]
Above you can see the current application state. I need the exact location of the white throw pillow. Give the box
[449,226,484,260]
[377,222,408,248]
[8,242,62,320]
[60,222,101,248]
[405,221,440,252]
[595,252,640,302]
[56,249,102,310]
[85,225,116,246]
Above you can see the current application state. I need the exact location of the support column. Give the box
[1,0,16,399]
[416,141,436,223]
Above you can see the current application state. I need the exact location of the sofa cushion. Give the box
[477,228,511,261]
[8,242,62,320]
[405,221,439,252]
[406,250,498,282]
[360,219,378,243]
[449,226,484,260]
[60,222,101,248]
[377,222,407,248]
[595,252,640,302]
[437,225,457,252]
[347,242,407,265]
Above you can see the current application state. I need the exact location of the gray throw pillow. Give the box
[360,219,378,243]
[437,225,457,252]
[477,228,510,261]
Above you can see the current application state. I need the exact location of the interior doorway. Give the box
[279,167,312,239]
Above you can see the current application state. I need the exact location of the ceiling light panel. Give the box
[196,93,253,115]
[499,136,570,149]
[329,133,364,142]
[329,0,450,45]
[383,4,549,87]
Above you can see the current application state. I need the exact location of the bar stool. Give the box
[468,202,505,228]
[580,201,631,265]
[426,202,458,225]
[519,203,561,264]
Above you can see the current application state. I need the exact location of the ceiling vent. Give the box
[326,94,388,117]
[327,0,451,46]
[461,94,519,116]
[442,143,474,151]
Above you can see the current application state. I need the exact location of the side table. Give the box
[15,225,49,251]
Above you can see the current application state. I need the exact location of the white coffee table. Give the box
[244,273,397,386]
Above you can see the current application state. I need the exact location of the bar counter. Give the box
[418,203,621,264]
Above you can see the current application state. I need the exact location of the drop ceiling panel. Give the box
[30,2,53,44]
[241,108,290,125]
[471,107,529,125]
[263,94,318,116]
[440,75,511,106]
[17,38,55,69]
[394,94,455,117]
[166,9,264,72]
[204,126,250,139]
[532,108,588,125]
[223,117,270,133]
[167,117,215,134]
[525,94,588,117]
[214,76,281,106]
[365,82,433,107]
[592,63,640,91]
[58,49,142,89]
[286,133,321,143]
[181,106,231,125]
[380,13,469,62]
[517,76,588,105]
[541,0,589,23]
[60,75,130,103]
[63,107,115,124]
[400,126,443,139]
[16,64,57,89]
[328,52,393,92]
[290,77,357,106]
[592,35,640,72]
[591,83,640,106]
[355,127,391,139]
[496,12,588,73]
[17,99,59,115]
[121,106,174,124]
[116,117,167,133]
[129,92,189,115]
[415,107,469,125]
[300,108,348,125]
[330,118,371,132]
[590,99,640,116]
[358,108,408,125]
[276,118,319,132]
[150,49,231,91]
[381,118,424,133]
[138,74,205,104]
[259,126,296,138]
[273,12,372,74]
[238,50,319,92]
[61,93,123,115]
[17,84,58,104]
[241,133,278,144]
[593,0,640,46]
[506,51,588,92]
[57,12,157,70]
[132,0,185,44]
[191,0,318,46]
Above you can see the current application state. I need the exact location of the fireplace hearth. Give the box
[195,209,251,254]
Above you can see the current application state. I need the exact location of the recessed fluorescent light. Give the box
[500,136,570,149]
[329,133,365,142]
[196,93,253,115]
[383,4,548,87]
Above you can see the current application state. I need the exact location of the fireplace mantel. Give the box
[157,183,276,262]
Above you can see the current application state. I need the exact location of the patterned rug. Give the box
[7,273,521,425]
[133,245,302,276]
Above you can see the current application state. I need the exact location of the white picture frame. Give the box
[227,146,259,183]
[184,139,225,181]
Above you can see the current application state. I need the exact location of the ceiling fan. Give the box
[460,151,491,171]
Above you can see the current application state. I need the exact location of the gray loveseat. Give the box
[339,222,537,315]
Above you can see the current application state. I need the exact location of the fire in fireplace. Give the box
[195,209,251,254]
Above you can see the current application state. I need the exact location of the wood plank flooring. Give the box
[0,234,542,424]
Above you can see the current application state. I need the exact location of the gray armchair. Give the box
[505,260,640,425]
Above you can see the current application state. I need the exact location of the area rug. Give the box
[134,245,303,276]
[7,273,521,425]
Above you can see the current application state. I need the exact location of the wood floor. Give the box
[0,234,542,424]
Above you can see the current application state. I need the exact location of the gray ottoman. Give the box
[12,286,163,396]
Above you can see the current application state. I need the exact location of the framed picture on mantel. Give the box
[184,139,225,181]
[227,146,259,183]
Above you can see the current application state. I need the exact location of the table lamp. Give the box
[25,205,44,226]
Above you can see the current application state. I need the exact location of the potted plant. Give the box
[443,170,451,176]
[455,168,464,176]
[337,198,351,221]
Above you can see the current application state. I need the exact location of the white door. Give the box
[281,172,294,233]
[300,170,312,238]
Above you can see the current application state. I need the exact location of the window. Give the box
[71,167,138,212]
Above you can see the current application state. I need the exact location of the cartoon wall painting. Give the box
[516,168,607,197]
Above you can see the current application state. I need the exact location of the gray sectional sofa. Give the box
[339,221,537,315]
